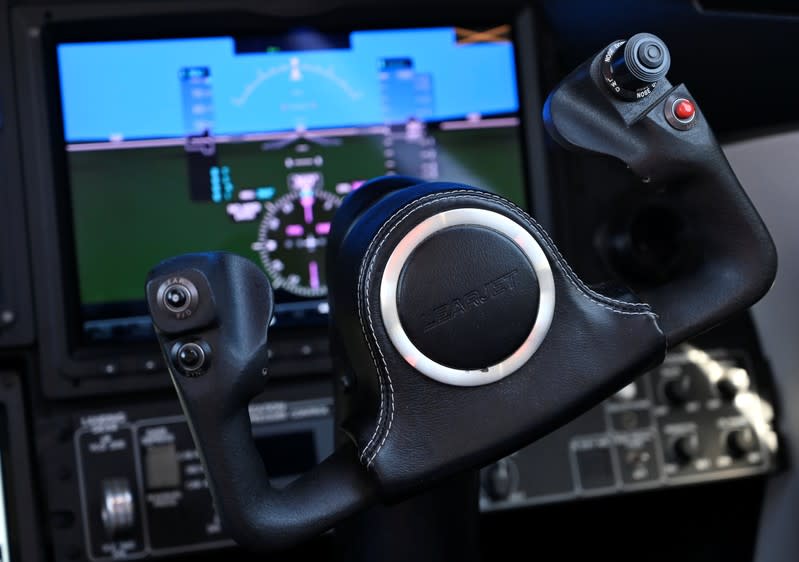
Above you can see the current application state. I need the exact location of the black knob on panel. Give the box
[672,434,701,464]
[484,461,513,501]
[602,33,671,100]
[664,374,695,406]
[727,427,758,458]
[717,377,739,401]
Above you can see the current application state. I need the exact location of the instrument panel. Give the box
[73,394,333,559]
[481,346,776,510]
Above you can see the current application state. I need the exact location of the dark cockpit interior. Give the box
[0,1,798,561]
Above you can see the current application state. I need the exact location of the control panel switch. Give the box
[100,478,135,537]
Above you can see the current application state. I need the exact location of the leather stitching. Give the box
[358,190,665,466]
[356,188,666,467]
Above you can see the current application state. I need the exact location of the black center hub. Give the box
[396,225,539,371]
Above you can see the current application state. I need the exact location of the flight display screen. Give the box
[56,25,528,342]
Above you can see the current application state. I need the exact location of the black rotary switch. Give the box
[727,427,758,458]
[672,434,701,464]
[602,33,671,100]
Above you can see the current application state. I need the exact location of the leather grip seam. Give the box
[356,188,665,467]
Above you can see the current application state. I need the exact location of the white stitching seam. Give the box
[356,189,666,467]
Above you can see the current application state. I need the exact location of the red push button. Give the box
[673,98,695,121]
[665,96,697,130]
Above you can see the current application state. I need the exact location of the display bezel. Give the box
[45,15,535,351]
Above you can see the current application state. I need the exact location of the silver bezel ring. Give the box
[379,208,556,387]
